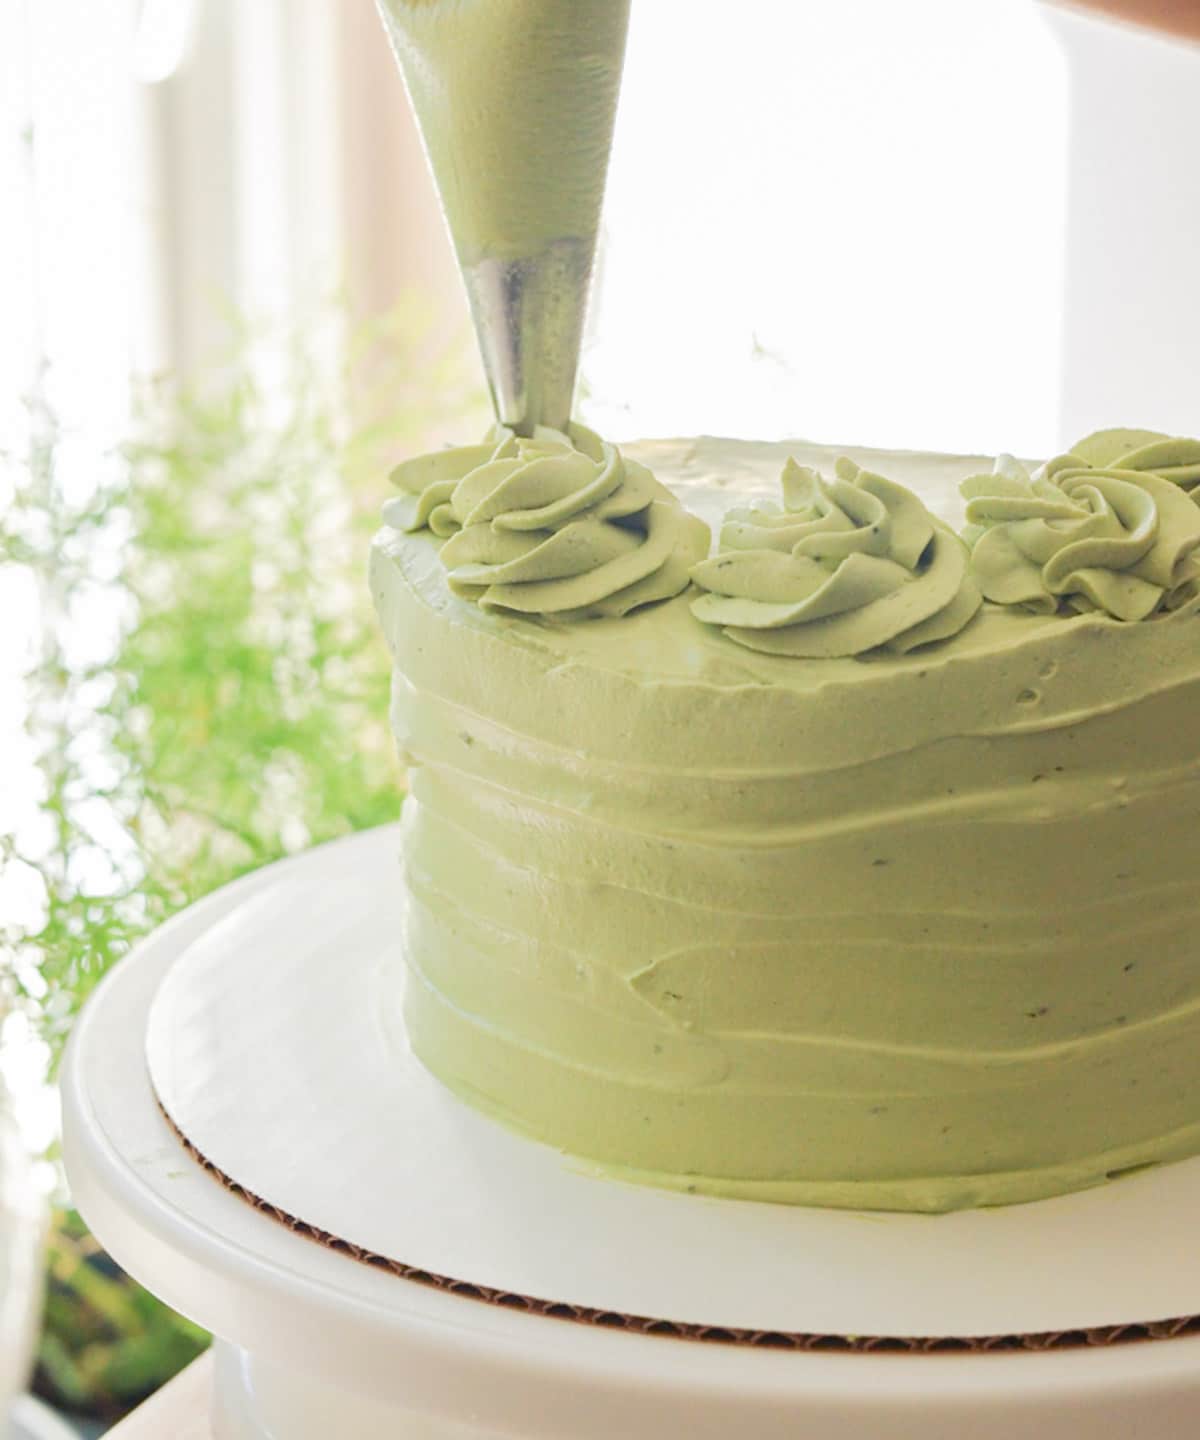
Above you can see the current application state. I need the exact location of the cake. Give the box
[370,425,1200,1215]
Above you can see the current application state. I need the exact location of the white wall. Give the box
[1050,6,1200,442]
[586,0,1071,457]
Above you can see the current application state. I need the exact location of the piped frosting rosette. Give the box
[383,425,710,620]
[961,450,1200,621]
[1069,428,1200,497]
[689,457,981,658]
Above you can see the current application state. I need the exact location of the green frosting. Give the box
[1071,428,1200,493]
[371,435,1200,1213]
[383,425,710,619]
[962,451,1200,620]
[689,456,981,657]
[376,0,630,263]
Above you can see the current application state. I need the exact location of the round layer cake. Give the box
[369,434,1200,1213]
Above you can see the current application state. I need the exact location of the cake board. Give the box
[61,828,1200,1439]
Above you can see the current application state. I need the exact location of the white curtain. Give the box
[137,0,465,379]
[1,0,464,416]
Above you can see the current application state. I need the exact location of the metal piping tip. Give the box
[462,236,595,438]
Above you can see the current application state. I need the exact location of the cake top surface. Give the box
[629,434,985,534]
[375,432,1200,700]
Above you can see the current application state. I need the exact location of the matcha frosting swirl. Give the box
[383,425,710,620]
[962,450,1200,621]
[1069,427,1200,496]
[688,457,981,658]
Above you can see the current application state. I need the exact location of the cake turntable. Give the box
[62,828,1200,1438]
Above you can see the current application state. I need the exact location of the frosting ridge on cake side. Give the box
[371,432,1200,1213]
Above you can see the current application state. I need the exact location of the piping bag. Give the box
[377,0,632,435]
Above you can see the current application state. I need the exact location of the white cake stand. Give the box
[9,1396,77,1440]
[61,828,1200,1439]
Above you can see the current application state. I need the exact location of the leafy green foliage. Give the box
[2,319,479,1038]
[36,1208,210,1420]
[0,313,482,1417]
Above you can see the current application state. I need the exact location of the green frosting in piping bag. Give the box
[384,425,710,620]
[375,0,630,264]
[689,456,981,657]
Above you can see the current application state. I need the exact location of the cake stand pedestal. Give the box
[61,829,1200,1439]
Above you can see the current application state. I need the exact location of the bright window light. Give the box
[586,0,1068,458]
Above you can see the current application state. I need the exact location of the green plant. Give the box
[36,1208,210,1421]
[0,309,482,1417]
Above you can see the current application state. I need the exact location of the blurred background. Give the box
[2,0,1198,1432]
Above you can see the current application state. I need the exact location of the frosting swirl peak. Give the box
[961,453,1200,621]
[383,425,709,620]
[689,457,981,658]
[1070,428,1200,495]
